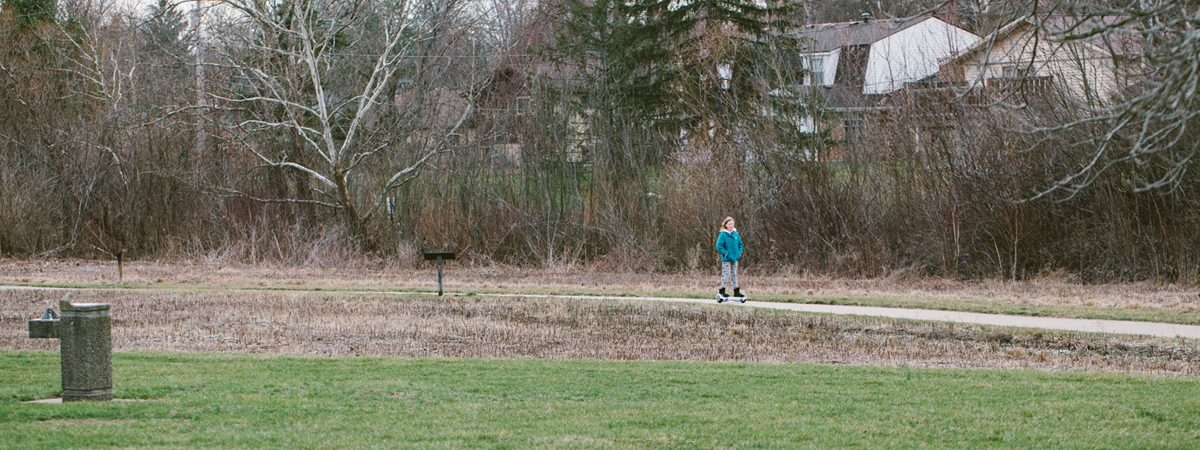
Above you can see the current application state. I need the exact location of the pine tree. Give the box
[663,0,802,143]
[5,0,56,27]
[141,0,191,73]
[548,0,802,155]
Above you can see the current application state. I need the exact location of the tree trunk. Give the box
[335,172,377,252]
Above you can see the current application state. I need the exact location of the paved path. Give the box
[5,285,1200,339]
[477,293,1200,339]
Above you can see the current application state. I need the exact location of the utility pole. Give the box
[192,0,207,159]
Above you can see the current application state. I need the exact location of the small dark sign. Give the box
[422,252,457,261]
[422,252,456,296]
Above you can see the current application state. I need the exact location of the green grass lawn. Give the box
[3,351,1199,448]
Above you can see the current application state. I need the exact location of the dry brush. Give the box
[3,288,1197,375]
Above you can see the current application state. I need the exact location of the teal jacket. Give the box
[716,230,743,262]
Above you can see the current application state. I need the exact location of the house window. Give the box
[805,55,825,86]
[844,115,863,141]
[1002,65,1029,79]
[516,96,532,116]
[717,63,733,90]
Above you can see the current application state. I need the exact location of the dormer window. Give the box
[804,55,825,86]
[718,63,733,90]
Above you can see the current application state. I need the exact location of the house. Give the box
[943,15,1142,105]
[876,15,1143,156]
[471,59,591,168]
[797,15,981,95]
[473,65,534,167]
[789,15,980,147]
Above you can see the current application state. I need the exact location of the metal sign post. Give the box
[422,252,456,296]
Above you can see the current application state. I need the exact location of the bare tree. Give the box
[1021,0,1198,200]
[28,0,145,258]
[475,0,536,53]
[205,0,476,250]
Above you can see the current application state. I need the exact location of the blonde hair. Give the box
[720,217,735,232]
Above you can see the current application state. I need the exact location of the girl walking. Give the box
[715,217,744,299]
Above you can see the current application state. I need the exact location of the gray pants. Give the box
[720,261,739,289]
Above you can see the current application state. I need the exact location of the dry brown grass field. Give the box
[1,258,1198,376]
[2,258,1199,310]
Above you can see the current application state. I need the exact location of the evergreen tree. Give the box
[141,0,191,73]
[667,0,802,140]
[548,0,802,156]
[5,0,56,27]
[550,0,678,123]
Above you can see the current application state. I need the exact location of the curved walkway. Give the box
[4,285,1200,339]
[479,293,1200,339]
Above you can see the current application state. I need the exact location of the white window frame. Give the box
[808,55,825,86]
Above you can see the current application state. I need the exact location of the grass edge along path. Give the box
[3,351,1200,448]
[2,282,1200,328]
[5,281,1200,327]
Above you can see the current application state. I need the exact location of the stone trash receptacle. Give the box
[28,293,113,402]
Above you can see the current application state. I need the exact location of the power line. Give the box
[315,53,543,59]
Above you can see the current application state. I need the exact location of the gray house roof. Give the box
[798,16,929,53]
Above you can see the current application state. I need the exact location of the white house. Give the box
[944,15,1141,105]
[797,15,981,95]
[786,15,979,149]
